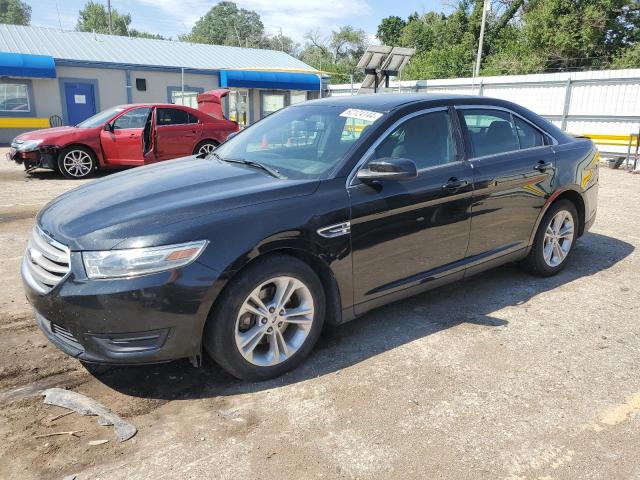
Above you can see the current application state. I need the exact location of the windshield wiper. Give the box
[213,153,285,179]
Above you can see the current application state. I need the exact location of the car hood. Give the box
[15,126,95,144]
[38,156,319,251]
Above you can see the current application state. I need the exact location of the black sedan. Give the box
[22,94,599,381]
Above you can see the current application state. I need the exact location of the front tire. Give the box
[204,255,325,381]
[57,146,96,179]
[522,199,578,276]
[193,140,218,157]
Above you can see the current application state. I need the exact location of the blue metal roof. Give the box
[0,25,317,73]
[0,51,56,77]
[220,70,320,90]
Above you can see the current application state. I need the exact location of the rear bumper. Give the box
[582,181,599,234]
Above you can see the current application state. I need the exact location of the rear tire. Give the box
[522,199,578,277]
[57,146,96,179]
[193,140,218,157]
[204,255,325,381]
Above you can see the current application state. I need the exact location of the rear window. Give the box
[461,108,546,157]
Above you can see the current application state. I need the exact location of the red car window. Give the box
[157,108,190,126]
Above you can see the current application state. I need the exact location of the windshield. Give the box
[76,107,126,128]
[213,105,384,180]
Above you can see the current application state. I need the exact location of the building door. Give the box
[64,82,96,125]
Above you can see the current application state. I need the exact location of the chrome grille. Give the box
[23,226,70,294]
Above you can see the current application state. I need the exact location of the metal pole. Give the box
[107,0,113,34]
[350,74,354,96]
[473,0,490,78]
[181,68,185,105]
[561,78,572,131]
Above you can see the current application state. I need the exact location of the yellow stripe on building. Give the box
[0,117,50,129]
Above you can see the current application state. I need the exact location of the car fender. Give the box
[526,184,587,247]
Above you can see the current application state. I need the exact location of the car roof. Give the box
[115,103,196,109]
[302,93,479,112]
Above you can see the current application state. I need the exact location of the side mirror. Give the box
[103,123,113,132]
[356,157,418,182]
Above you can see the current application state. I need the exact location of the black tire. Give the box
[522,199,579,277]
[57,145,97,179]
[193,140,219,157]
[204,255,326,381]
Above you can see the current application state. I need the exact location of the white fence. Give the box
[328,69,640,156]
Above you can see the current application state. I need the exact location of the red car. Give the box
[8,102,239,179]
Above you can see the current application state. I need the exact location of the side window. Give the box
[157,108,189,126]
[112,107,150,129]
[375,110,456,170]
[514,116,545,149]
[461,109,519,157]
[187,112,200,124]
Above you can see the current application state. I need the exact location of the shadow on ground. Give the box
[25,168,122,181]
[89,231,633,399]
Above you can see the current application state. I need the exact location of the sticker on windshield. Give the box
[339,108,383,123]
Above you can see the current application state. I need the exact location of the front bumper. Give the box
[23,255,224,364]
[7,147,57,170]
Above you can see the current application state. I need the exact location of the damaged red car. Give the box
[8,90,239,179]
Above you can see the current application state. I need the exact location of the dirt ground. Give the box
[1,150,639,480]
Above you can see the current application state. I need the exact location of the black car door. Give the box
[348,107,474,312]
[457,106,556,262]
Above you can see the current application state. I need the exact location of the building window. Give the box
[228,89,249,128]
[171,90,199,108]
[261,92,286,118]
[0,83,30,112]
[290,91,307,105]
[135,78,147,91]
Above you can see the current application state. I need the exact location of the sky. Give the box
[29,0,448,43]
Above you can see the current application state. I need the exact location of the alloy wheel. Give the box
[198,143,217,156]
[234,276,314,367]
[543,209,575,267]
[62,150,93,178]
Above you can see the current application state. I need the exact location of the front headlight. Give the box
[82,240,208,279]
[16,139,43,151]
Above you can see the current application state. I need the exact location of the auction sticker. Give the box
[339,108,383,122]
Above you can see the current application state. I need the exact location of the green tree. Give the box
[76,1,164,39]
[379,0,640,80]
[613,43,640,68]
[0,0,31,25]
[259,32,299,55]
[519,0,639,71]
[300,26,368,80]
[376,16,406,46]
[181,1,264,47]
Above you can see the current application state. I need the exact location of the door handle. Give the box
[534,161,553,172]
[442,178,468,193]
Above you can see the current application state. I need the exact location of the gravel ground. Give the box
[0,151,639,480]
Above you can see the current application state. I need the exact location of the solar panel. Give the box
[356,45,393,71]
[356,45,415,95]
